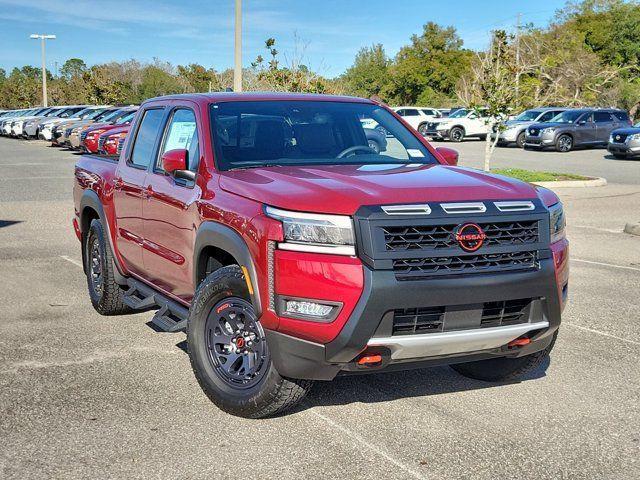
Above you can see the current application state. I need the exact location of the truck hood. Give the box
[219,163,540,215]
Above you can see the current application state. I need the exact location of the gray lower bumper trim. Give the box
[367,321,549,360]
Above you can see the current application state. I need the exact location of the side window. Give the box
[130,108,165,169]
[395,109,406,116]
[580,113,594,123]
[157,108,199,173]
[612,111,629,123]
[594,112,612,123]
[539,111,555,122]
[404,109,420,116]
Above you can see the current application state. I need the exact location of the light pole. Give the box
[233,0,242,92]
[30,34,56,107]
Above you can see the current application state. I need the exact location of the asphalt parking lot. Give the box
[0,137,639,480]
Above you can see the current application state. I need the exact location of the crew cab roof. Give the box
[142,92,375,106]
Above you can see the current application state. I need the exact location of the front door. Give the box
[112,107,165,276]
[142,106,202,302]
[577,112,596,144]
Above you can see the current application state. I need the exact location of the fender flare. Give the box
[78,189,128,284]
[193,222,262,316]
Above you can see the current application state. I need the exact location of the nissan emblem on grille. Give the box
[454,223,487,252]
[616,135,621,141]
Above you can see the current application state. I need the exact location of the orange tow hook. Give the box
[507,337,531,348]
[357,354,383,367]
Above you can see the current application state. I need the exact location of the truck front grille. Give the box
[393,251,537,279]
[383,220,538,251]
[392,298,533,335]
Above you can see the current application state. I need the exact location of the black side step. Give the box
[123,279,189,333]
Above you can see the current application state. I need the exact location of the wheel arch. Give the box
[79,189,127,284]
[194,222,262,316]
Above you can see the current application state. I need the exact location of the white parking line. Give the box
[60,255,83,268]
[566,323,640,346]
[309,408,428,479]
[572,258,640,272]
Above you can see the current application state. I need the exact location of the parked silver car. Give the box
[607,122,640,159]
[492,107,566,148]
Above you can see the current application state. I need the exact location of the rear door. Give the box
[594,111,615,143]
[142,104,202,302]
[113,107,165,276]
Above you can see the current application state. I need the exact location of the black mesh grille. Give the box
[528,128,540,137]
[392,299,532,335]
[393,251,537,279]
[392,307,445,335]
[383,220,539,251]
[611,133,628,143]
[481,299,532,328]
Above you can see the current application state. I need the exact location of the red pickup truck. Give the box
[73,93,569,418]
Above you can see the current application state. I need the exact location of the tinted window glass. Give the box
[130,109,164,169]
[158,109,199,172]
[594,112,612,123]
[613,111,630,122]
[403,109,420,116]
[580,113,594,123]
[538,111,556,122]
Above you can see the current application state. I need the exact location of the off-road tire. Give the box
[516,131,526,148]
[84,219,131,315]
[450,331,558,382]
[450,126,465,142]
[187,265,313,418]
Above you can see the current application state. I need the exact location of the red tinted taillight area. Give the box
[274,250,364,343]
[551,238,569,310]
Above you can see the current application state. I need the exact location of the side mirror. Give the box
[436,146,458,166]
[578,120,586,125]
[161,149,196,181]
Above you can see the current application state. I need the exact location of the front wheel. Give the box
[417,123,428,136]
[556,134,573,152]
[449,127,464,142]
[451,332,557,382]
[516,131,526,148]
[187,265,313,418]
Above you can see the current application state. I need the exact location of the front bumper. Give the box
[608,141,640,156]
[492,129,520,143]
[524,132,555,148]
[266,251,566,380]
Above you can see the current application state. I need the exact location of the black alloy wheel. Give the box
[205,298,269,389]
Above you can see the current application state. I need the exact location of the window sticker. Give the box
[406,149,425,158]
[165,121,196,151]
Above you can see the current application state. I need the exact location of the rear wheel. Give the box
[556,134,573,152]
[187,265,313,418]
[417,123,428,136]
[451,332,557,382]
[84,219,131,315]
[450,127,464,142]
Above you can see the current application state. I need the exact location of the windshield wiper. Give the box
[228,162,283,171]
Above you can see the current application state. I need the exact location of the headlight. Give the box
[265,206,355,255]
[630,133,640,141]
[549,202,566,243]
[541,127,556,134]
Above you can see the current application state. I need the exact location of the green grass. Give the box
[491,168,590,183]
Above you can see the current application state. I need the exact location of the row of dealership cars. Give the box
[1,102,639,158]
[0,104,138,155]
[396,105,639,158]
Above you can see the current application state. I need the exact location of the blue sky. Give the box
[0,0,569,78]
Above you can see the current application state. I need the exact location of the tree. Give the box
[459,30,517,171]
[342,44,390,99]
[386,22,473,105]
[60,58,88,79]
[177,63,221,92]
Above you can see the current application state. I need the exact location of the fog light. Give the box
[276,296,341,322]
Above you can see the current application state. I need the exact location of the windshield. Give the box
[550,110,585,124]
[210,100,437,170]
[515,110,542,121]
[86,108,110,120]
[448,109,469,118]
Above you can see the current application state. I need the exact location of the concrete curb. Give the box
[624,223,640,237]
[533,177,607,188]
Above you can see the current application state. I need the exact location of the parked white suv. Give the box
[392,107,442,135]
[424,108,490,142]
